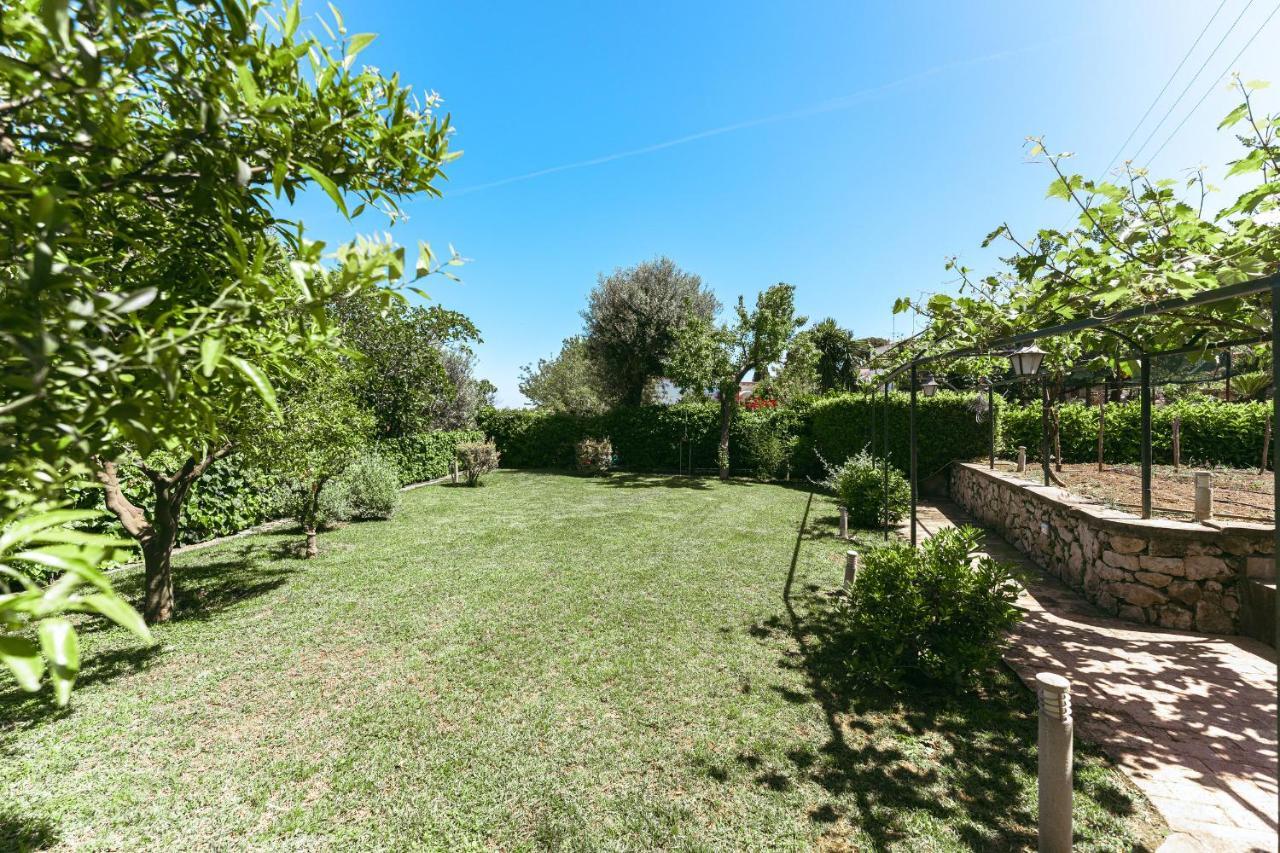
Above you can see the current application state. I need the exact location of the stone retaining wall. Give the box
[950,462,1275,634]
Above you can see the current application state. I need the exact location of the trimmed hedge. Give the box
[479,392,997,478]
[807,391,999,480]
[376,429,484,484]
[1003,399,1272,468]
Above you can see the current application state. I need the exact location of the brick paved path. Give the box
[912,501,1278,852]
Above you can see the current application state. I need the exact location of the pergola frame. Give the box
[874,274,1278,568]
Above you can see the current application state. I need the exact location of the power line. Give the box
[1145,0,1280,166]
[1094,0,1229,182]
[1127,0,1256,164]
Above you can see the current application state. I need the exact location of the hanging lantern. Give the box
[920,374,939,397]
[1008,344,1046,377]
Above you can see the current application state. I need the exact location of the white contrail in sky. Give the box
[448,43,1048,197]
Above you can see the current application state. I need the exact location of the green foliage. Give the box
[376,430,485,484]
[845,527,1022,688]
[575,438,614,476]
[823,451,910,528]
[519,336,611,415]
[457,441,501,486]
[334,291,480,437]
[1003,399,1272,468]
[583,258,719,406]
[808,391,998,480]
[0,509,152,705]
[338,453,402,520]
[1229,371,1273,402]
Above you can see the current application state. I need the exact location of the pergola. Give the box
[872,274,1279,567]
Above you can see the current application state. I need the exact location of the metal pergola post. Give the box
[1140,352,1152,519]
[910,362,918,547]
[988,381,996,470]
[882,380,890,541]
[1271,283,1278,656]
[1040,380,1051,487]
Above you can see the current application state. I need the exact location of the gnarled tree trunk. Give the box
[95,444,233,623]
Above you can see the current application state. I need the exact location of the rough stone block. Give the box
[1117,604,1146,622]
[1134,571,1173,588]
[1108,534,1146,554]
[1156,605,1194,630]
[1195,601,1234,634]
[1148,538,1187,558]
[1138,555,1184,575]
[1167,581,1202,606]
[1184,555,1232,581]
[1114,583,1167,607]
[1102,550,1139,571]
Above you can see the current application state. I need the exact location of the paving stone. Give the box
[912,501,1278,853]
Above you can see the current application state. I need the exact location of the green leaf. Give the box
[298,162,348,218]
[114,287,157,314]
[283,0,300,38]
[227,356,279,414]
[1045,179,1071,201]
[79,594,153,643]
[346,33,377,65]
[0,636,44,693]
[38,618,79,706]
[1218,103,1249,130]
[236,64,260,107]
[200,337,226,377]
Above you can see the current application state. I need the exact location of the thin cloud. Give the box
[449,44,1047,197]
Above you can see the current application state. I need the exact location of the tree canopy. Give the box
[519,336,610,415]
[582,257,718,406]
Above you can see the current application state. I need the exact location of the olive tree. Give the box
[582,257,718,405]
[667,284,805,479]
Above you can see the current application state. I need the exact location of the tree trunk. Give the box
[95,444,233,623]
[1262,414,1273,474]
[302,480,323,558]
[304,527,318,559]
[718,393,734,481]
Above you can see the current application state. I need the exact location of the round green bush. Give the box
[282,478,352,530]
[825,450,910,528]
[341,452,402,519]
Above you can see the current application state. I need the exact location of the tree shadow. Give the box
[721,490,1153,850]
[0,809,58,852]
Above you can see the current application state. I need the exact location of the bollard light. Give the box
[1036,672,1073,853]
[920,374,939,397]
[844,550,860,588]
[1008,344,1046,377]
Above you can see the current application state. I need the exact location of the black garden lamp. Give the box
[1008,344,1046,377]
[920,373,939,397]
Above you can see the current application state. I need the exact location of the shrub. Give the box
[575,437,613,475]
[340,452,402,519]
[281,478,352,531]
[457,440,500,486]
[846,526,1022,688]
[823,450,910,528]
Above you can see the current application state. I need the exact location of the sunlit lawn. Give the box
[0,471,1163,851]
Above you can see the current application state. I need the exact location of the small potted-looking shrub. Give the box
[575,437,613,475]
[824,450,910,528]
[456,440,500,486]
[340,452,402,519]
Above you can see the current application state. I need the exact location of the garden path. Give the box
[910,500,1278,853]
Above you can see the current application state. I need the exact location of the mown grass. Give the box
[0,471,1164,851]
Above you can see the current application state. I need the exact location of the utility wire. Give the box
[1144,0,1280,166]
[1128,0,1257,164]
[1094,0,1229,182]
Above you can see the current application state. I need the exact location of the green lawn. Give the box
[1,471,1163,851]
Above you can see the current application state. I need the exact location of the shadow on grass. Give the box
[719,489,1148,850]
[0,540,300,736]
[0,809,58,852]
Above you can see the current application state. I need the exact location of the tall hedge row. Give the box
[376,429,485,484]
[479,392,996,478]
[1003,399,1273,468]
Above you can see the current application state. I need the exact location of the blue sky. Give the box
[290,0,1280,406]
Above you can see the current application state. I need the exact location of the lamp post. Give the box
[909,362,918,547]
[980,376,995,469]
[1007,345,1049,486]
